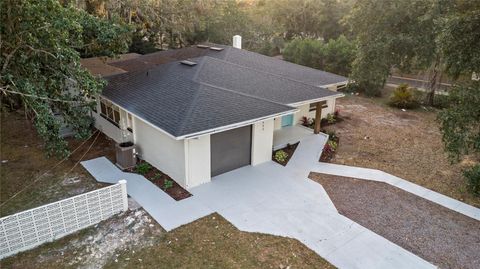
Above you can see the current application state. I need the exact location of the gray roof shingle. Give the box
[104,65,296,138]
[102,44,345,138]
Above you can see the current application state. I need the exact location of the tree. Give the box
[438,81,480,161]
[0,0,131,157]
[265,0,351,40]
[436,1,480,195]
[347,0,438,97]
[437,0,480,79]
[283,36,356,76]
[323,35,357,77]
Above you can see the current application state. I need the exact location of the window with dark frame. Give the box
[309,103,317,112]
[100,98,120,127]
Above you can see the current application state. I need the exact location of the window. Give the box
[309,103,317,112]
[100,97,120,127]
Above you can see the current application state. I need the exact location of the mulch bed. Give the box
[319,134,339,163]
[272,142,299,166]
[127,160,192,201]
[309,172,480,269]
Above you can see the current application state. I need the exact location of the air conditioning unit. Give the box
[115,142,136,170]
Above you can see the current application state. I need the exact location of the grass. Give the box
[103,213,334,269]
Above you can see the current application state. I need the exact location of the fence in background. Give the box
[0,180,128,259]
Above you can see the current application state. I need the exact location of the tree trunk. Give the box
[426,56,441,106]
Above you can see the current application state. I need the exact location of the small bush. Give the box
[163,179,174,190]
[432,94,452,109]
[334,109,340,118]
[388,84,419,109]
[326,113,336,124]
[135,162,152,175]
[301,116,315,128]
[464,165,480,196]
[327,140,338,151]
[274,150,289,163]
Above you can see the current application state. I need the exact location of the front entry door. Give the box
[281,114,293,127]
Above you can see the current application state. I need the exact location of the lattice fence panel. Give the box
[0,180,128,259]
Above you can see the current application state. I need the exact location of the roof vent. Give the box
[209,47,224,51]
[196,44,209,49]
[180,60,197,66]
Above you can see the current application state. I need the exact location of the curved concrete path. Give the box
[82,133,479,268]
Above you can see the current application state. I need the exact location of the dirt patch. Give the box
[272,142,299,166]
[325,95,479,207]
[310,173,480,269]
[0,111,113,216]
[1,199,164,269]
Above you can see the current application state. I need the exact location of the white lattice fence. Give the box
[0,180,128,259]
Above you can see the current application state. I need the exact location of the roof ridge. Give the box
[174,81,203,136]
[198,81,291,107]
[199,55,331,90]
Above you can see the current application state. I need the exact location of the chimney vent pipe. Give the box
[233,35,242,49]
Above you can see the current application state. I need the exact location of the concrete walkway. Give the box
[82,133,479,268]
[312,163,480,221]
[81,158,213,231]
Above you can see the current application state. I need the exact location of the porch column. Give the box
[314,101,327,134]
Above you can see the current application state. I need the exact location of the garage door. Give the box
[211,125,252,177]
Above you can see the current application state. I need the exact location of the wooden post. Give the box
[314,101,327,134]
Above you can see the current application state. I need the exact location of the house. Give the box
[81,36,347,189]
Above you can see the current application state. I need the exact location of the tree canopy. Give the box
[347,0,438,96]
[0,0,131,156]
[283,36,356,76]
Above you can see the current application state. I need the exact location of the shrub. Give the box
[300,116,314,128]
[327,140,338,151]
[464,165,480,196]
[274,150,289,163]
[334,109,340,118]
[320,143,334,162]
[388,84,419,109]
[326,113,336,124]
[432,94,452,109]
[135,162,152,175]
[163,179,174,190]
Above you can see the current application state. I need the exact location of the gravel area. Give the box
[310,172,480,269]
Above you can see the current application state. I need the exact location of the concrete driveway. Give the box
[190,134,435,269]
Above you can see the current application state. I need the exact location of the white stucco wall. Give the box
[184,135,211,188]
[251,119,274,166]
[132,116,187,188]
[92,112,123,143]
[273,117,282,130]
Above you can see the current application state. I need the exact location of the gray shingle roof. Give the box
[103,65,296,138]
[109,44,347,86]
[102,44,345,138]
